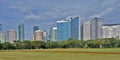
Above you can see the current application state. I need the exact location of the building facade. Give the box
[82,17,103,40]
[57,20,70,41]
[102,24,120,39]
[91,17,103,39]
[18,24,24,41]
[50,27,57,41]
[70,17,81,40]
[0,32,5,43]
[7,29,17,43]
[83,20,91,40]
[34,30,45,41]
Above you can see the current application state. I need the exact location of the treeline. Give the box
[0,38,120,50]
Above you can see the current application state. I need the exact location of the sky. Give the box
[0,0,120,40]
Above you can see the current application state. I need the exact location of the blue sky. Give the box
[0,0,120,39]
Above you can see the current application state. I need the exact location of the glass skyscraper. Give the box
[18,24,24,41]
[70,17,80,40]
[57,20,70,41]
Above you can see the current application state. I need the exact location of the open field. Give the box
[0,48,120,60]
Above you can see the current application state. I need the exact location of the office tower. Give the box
[18,24,24,41]
[102,24,120,39]
[82,17,103,40]
[7,29,17,43]
[33,26,39,33]
[70,17,81,40]
[57,20,70,41]
[50,27,57,41]
[34,30,44,41]
[0,32,5,43]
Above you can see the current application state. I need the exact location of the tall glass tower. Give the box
[57,20,70,41]
[18,24,24,41]
[70,17,80,40]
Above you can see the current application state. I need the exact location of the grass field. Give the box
[0,48,120,60]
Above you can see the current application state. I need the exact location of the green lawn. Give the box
[0,48,120,60]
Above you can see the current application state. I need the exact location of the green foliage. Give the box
[2,42,17,49]
[0,38,120,50]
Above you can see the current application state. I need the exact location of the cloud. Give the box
[90,0,120,18]
[10,5,31,12]
[24,9,64,20]
[91,7,114,18]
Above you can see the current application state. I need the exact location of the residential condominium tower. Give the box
[82,17,103,40]
[7,29,17,43]
[18,24,24,41]
[50,27,57,41]
[82,20,91,40]
[34,30,45,41]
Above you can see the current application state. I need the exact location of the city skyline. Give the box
[0,0,120,39]
[0,16,120,42]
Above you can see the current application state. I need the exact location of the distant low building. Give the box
[102,24,120,39]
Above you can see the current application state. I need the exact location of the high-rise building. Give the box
[7,29,17,43]
[0,32,5,43]
[102,24,120,39]
[0,24,5,43]
[50,27,57,41]
[57,20,70,41]
[33,26,39,34]
[43,31,47,42]
[91,17,103,39]
[0,24,2,32]
[34,30,45,41]
[18,24,24,41]
[83,20,91,40]
[82,17,103,40]
[70,17,81,40]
